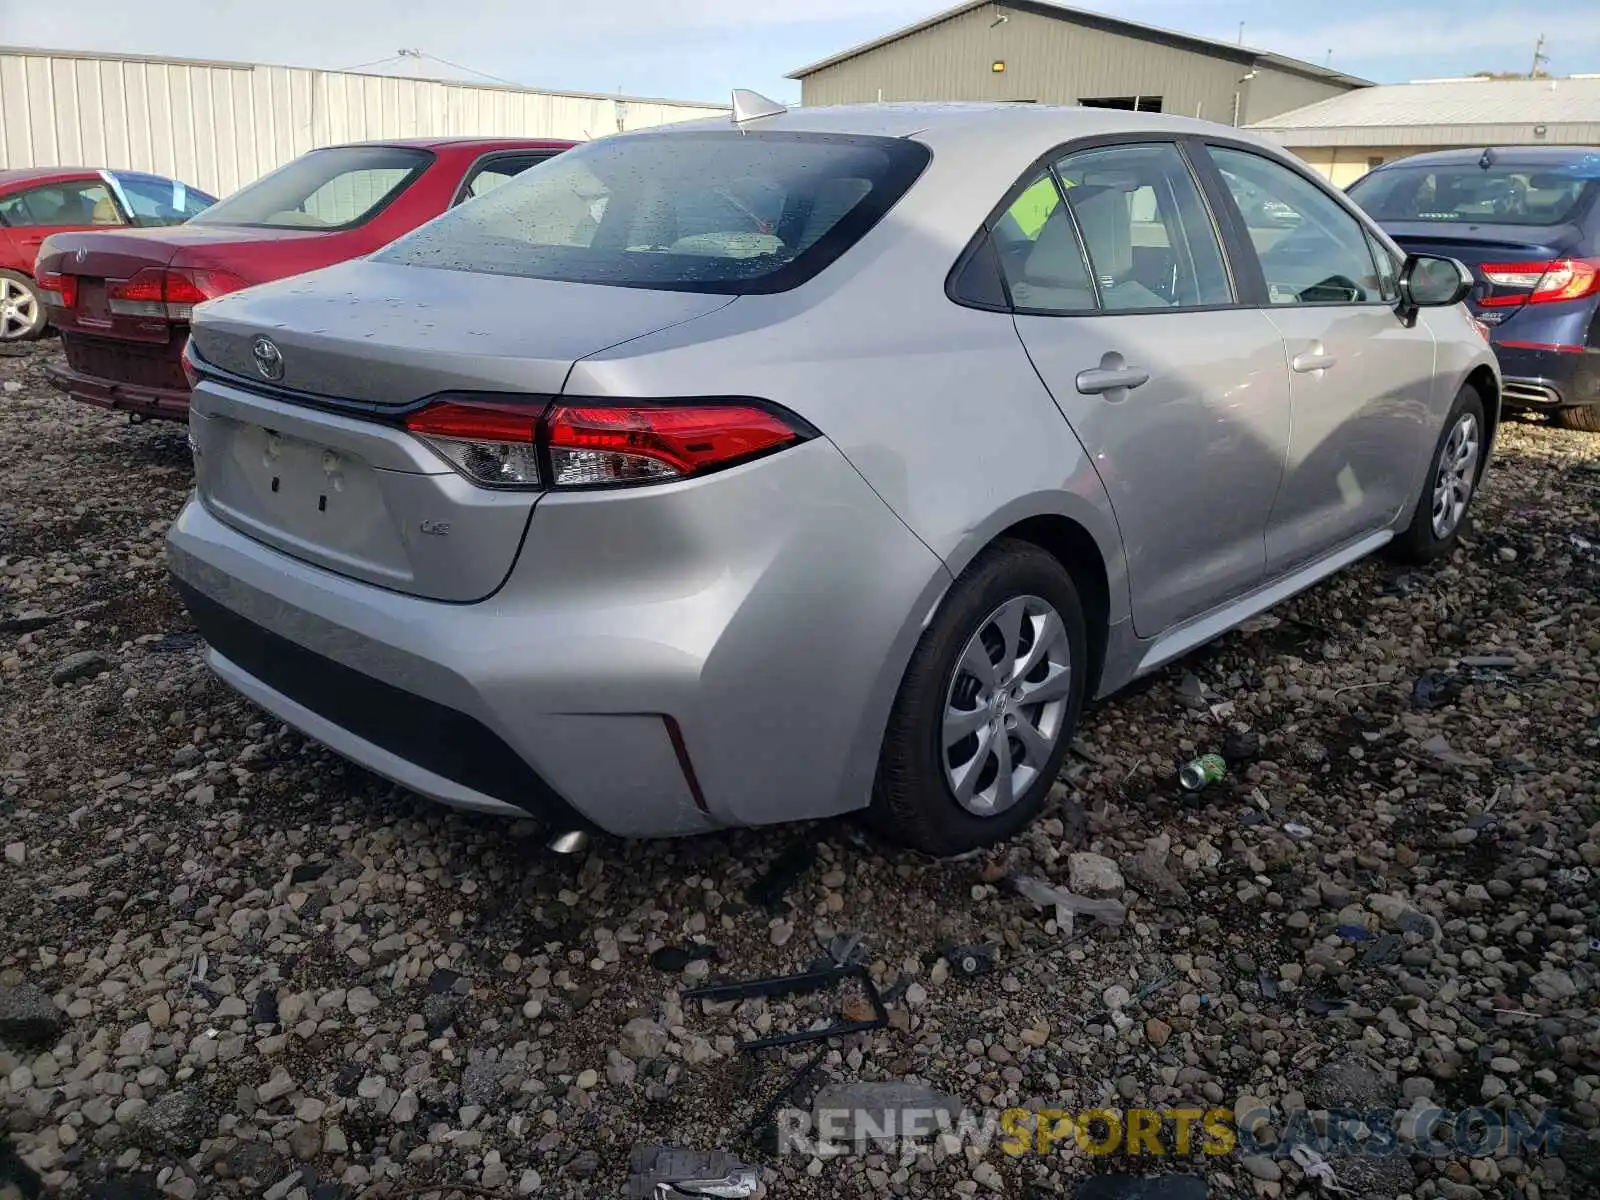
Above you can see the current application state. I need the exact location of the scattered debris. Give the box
[1067,851,1125,898]
[50,650,112,686]
[814,930,867,968]
[622,1145,759,1199]
[1411,672,1463,710]
[1290,1144,1352,1193]
[1178,754,1227,792]
[812,1081,961,1148]
[1006,874,1126,937]
[1222,728,1261,761]
[1460,654,1517,669]
[0,612,60,634]
[1282,822,1314,840]
[933,943,998,978]
[1419,734,1483,768]
[683,963,887,1050]
[738,1046,826,1153]
[1334,924,1372,942]
[650,944,719,973]
[743,841,818,913]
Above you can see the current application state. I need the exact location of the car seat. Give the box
[90,194,122,225]
[1068,185,1169,310]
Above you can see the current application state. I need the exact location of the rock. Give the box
[295,1097,327,1122]
[1145,1018,1172,1048]
[289,1122,321,1162]
[1067,852,1125,898]
[482,1160,510,1189]
[52,651,112,685]
[128,1086,210,1152]
[1102,985,1132,1011]
[117,1021,154,1057]
[390,1089,418,1124]
[576,1068,599,1089]
[461,1061,517,1107]
[1241,1155,1283,1182]
[1531,969,1578,1000]
[518,1170,543,1195]
[257,1068,296,1103]
[345,987,380,1016]
[323,1126,348,1155]
[619,1017,669,1060]
[3,843,23,865]
[0,984,65,1046]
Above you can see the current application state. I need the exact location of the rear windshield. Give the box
[1349,161,1598,227]
[190,146,432,230]
[376,130,931,294]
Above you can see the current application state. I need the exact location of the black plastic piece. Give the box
[171,578,594,830]
[683,963,889,1051]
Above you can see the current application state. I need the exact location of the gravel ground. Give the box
[1,338,1597,1200]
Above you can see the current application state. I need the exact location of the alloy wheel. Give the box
[1431,411,1480,540]
[942,594,1072,817]
[0,277,38,341]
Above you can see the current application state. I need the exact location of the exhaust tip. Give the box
[547,830,589,855]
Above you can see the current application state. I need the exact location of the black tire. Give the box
[1389,384,1488,563]
[1555,405,1600,433]
[0,269,48,342]
[868,539,1088,857]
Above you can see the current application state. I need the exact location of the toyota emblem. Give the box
[251,336,284,382]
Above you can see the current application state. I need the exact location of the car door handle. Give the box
[1076,363,1150,398]
[1291,349,1336,373]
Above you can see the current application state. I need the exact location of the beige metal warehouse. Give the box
[1249,76,1600,187]
[0,46,727,198]
[789,0,1367,126]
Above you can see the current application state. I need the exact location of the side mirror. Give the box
[1397,253,1473,323]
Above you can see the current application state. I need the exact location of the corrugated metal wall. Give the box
[1241,68,1350,126]
[798,7,1348,127]
[0,48,727,196]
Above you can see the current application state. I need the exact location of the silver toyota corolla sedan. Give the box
[166,101,1498,856]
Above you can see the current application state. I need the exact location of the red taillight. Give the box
[545,403,802,486]
[404,398,546,489]
[401,397,808,491]
[36,270,77,310]
[107,267,248,320]
[1479,258,1600,308]
[180,339,201,389]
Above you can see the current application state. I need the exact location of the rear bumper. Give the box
[44,358,192,421]
[1492,342,1600,409]
[165,438,950,839]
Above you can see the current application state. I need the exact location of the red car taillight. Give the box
[404,399,545,489]
[36,270,77,309]
[107,267,248,320]
[402,397,810,491]
[1479,258,1600,308]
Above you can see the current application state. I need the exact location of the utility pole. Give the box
[1529,34,1548,79]
[1237,21,1245,46]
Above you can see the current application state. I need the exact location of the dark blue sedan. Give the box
[1349,146,1600,432]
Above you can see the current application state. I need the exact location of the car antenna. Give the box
[1478,147,1495,170]
[731,89,787,125]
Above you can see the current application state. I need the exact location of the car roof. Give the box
[1370,146,1600,169]
[621,101,1287,159]
[0,166,103,190]
[335,136,579,151]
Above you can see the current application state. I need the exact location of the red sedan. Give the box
[38,137,574,420]
[1,167,214,342]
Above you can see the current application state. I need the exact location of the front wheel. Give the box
[869,540,1088,857]
[1389,385,1487,562]
[0,271,47,342]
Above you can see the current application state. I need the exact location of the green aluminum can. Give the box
[1179,753,1227,792]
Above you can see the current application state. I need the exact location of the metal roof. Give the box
[1249,77,1600,147]
[788,0,1370,87]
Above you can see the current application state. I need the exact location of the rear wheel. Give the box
[869,540,1087,857]
[1389,385,1486,562]
[1556,405,1600,433]
[0,271,46,342]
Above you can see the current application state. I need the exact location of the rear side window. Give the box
[1348,160,1599,227]
[457,154,555,204]
[190,146,432,230]
[992,173,1095,314]
[376,131,930,295]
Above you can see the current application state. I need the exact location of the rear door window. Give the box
[189,146,432,230]
[376,130,930,294]
[1054,142,1233,310]
[1348,160,1599,226]
[992,173,1096,314]
[0,180,124,227]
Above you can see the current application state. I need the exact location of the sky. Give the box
[3,0,1599,104]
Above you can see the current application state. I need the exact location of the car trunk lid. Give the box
[186,260,735,601]
[1381,220,1584,325]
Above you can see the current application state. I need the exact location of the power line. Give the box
[417,52,525,88]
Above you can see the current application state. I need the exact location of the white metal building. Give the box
[0,47,728,197]
[1249,76,1600,186]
